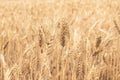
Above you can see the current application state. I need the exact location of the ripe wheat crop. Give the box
[0,0,120,80]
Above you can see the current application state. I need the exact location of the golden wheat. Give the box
[0,0,120,80]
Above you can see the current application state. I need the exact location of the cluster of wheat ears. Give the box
[0,0,120,80]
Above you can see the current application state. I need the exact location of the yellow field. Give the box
[0,0,120,80]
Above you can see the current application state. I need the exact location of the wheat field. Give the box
[0,0,120,80]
